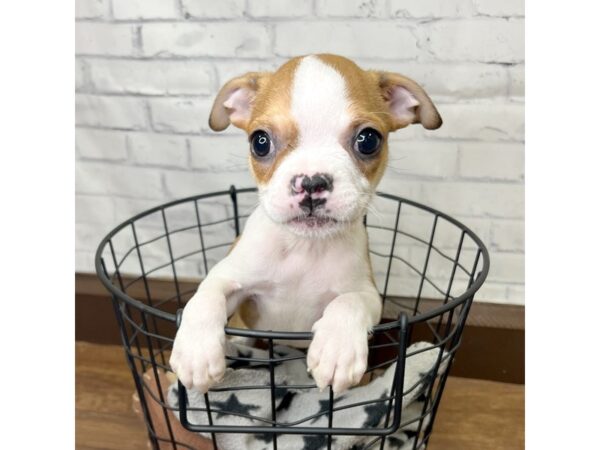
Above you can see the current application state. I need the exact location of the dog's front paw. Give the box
[169,323,226,394]
[307,317,369,394]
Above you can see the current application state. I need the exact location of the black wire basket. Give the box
[95,186,489,450]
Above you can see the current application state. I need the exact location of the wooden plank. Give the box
[429,377,524,450]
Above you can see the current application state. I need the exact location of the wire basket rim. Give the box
[94,186,490,333]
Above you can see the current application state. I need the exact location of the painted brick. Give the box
[76,94,147,130]
[487,251,524,283]
[128,132,188,168]
[473,0,525,17]
[142,23,271,58]
[76,222,112,252]
[424,19,525,63]
[427,103,524,141]
[491,220,525,251]
[359,60,509,99]
[247,0,311,18]
[76,194,115,225]
[76,161,163,199]
[163,169,254,199]
[112,0,179,20]
[274,22,419,59]
[76,251,95,273]
[386,141,459,179]
[315,0,387,18]
[181,0,245,18]
[374,176,422,202]
[391,0,475,18]
[189,136,249,172]
[420,182,524,218]
[75,0,106,19]
[453,216,492,250]
[76,128,128,160]
[506,284,524,303]
[149,97,212,134]
[387,124,425,141]
[214,60,282,87]
[88,59,215,95]
[75,59,87,90]
[75,22,136,56]
[508,64,525,97]
[458,142,524,181]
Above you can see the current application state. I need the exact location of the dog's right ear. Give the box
[209,72,270,132]
[369,71,442,131]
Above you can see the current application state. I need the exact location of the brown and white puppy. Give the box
[170,54,441,394]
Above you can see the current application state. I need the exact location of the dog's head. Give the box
[209,54,441,238]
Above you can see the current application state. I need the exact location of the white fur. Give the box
[170,55,383,395]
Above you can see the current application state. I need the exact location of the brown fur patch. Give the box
[246,57,303,186]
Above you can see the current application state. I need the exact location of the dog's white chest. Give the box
[241,241,341,331]
[226,208,370,333]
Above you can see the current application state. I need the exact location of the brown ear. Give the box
[371,71,442,130]
[209,72,270,132]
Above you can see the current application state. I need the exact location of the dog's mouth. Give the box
[287,215,338,228]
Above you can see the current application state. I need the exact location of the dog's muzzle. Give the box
[290,173,333,214]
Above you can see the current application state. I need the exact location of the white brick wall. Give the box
[142,23,271,58]
[274,22,420,59]
[390,0,475,18]
[75,0,525,305]
[181,0,245,19]
[112,0,179,20]
[87,59,215,95]
[247,0,312,18]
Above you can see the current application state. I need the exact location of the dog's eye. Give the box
[250,130,272,158]
[354,128,382,156]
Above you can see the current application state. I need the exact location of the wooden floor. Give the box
[76,342,524,450]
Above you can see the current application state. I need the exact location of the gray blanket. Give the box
[167,341,447,450]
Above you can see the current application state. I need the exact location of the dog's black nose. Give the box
[292,173,333,214]
[291,173,334,195]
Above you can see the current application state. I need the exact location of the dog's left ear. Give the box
[370,71,442,131]
[209,72,270,132]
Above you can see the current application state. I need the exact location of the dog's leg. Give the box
[169,274,243,393]
[307,289,382,394]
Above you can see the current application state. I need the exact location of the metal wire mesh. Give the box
[95,186,489,450]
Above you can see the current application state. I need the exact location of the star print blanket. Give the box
[167,341,447,450]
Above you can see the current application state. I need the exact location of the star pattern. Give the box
[171,342,433,447]
[254,432,277,444]
[387,436,406,448]
[310,395,346,423]
[302,434,335,450]
[362,392,389,428]
[404,430,417,439]
[412,369,435,403]
[274,383,297,411]
[210,393,261,419]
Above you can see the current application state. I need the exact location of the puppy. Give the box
[170,54,441,395]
